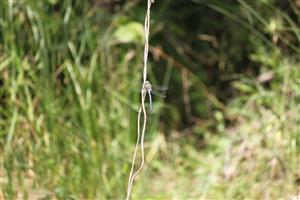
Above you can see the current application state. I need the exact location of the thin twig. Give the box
[126,107,142,199]
[126,0,154,199]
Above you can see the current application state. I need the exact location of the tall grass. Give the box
[0,1,157,199]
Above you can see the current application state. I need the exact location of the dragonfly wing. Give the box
[151,89,166,98]
[151,85,168,91]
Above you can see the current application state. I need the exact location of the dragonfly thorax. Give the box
[137,80,167,112]
[143,81,152,92]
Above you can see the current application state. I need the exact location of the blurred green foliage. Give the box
[0,0,299,199]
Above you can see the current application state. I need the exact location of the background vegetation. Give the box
[0,0,299,199]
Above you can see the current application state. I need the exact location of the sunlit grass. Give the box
[0,1,145,199]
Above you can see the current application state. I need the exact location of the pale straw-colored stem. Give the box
[126,92,147,200]
[143,0,152,83]
[126,0,154,199]
[131,92,147,180]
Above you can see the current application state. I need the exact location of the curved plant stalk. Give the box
[126,0,154,199]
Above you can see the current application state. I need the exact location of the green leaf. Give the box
[113,22,144,44]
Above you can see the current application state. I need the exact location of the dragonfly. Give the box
[139,81,168,112]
